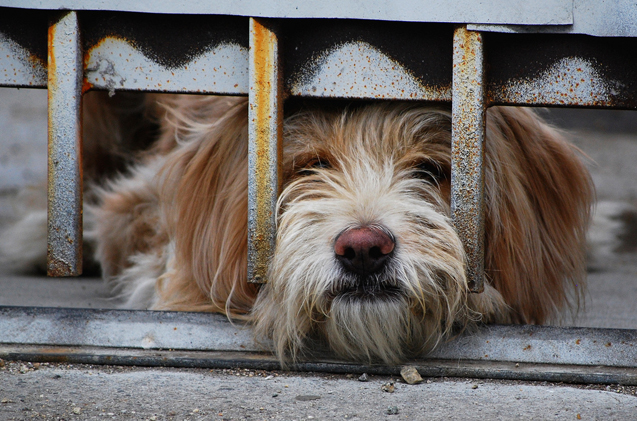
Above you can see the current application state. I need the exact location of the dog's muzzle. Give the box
[333,226,400,298]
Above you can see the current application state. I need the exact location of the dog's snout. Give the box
[334,226,395,275]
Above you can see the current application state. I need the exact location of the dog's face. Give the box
[254,104,478,363]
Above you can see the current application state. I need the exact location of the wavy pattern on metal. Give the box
[0,0,573,25]
[288,41,451,101]
[0,32,46,87]
[85,37,248,95]
[484,33,637,110]
[451,26,485,293]
[0,307,635,370]
[247,18,282,284]
[47,11,83,276]
[489,57,622,108]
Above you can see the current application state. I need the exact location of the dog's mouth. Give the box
[330,278,403,301]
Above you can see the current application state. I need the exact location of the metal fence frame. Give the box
[1,2,636,383]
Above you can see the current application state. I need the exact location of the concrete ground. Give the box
[0,87,636,419]
[1,361,636,420]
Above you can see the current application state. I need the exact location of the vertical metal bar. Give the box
[247,18,283,284]
[47,11,83,276]
[451,26,485,293]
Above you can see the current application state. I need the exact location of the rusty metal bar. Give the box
[47,11,83,276]
[451,26,486,293]
[3,345,637,385]
[247,18,283,284]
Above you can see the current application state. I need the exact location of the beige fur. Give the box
[84,95,593,364]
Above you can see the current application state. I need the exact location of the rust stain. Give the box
[249,19,282,283]
[46,252,73,277]
[81,78,93,94]
[451,26,485,293]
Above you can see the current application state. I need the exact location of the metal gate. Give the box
[0,1,636,384]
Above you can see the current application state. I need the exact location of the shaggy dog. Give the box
[4,93,594,364]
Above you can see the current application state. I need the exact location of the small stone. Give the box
[472,384,479,389]
[386,406,399,415]
[19,365,28,374]
[149,416,157,421]
[400,366,423,385]
[515,363,520,368]
[358,373,368,382]
[33,363,40,370]
[272,393,279,397]
[1,398,10,403]
[0,359,5,368]
[381,382,395,393]
[72,407,81,414]
[295,395,321,401]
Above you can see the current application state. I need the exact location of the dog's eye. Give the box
[298,159,331,176]
[414,160,446,183]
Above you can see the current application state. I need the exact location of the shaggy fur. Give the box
[4,94,595,364]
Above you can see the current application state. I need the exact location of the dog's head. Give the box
[250,102,592,364]
[160,98,592,364]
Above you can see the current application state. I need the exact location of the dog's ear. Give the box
[156,97,258,316]
[483,107,594,323]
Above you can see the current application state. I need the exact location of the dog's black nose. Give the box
[334,226,395,275]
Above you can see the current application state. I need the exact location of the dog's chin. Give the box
[323,281,427,364]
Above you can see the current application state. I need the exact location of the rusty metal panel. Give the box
[0,1,573,25]
[451,26,486,293]
[81,13,249,95]
[0,8,47,87]
[469,0,637,37]
[284,20,452,101]
[247,18,283,284]
[485,33,637,110]
[47,11,83,276]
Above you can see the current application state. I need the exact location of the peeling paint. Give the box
[85,36,248,94]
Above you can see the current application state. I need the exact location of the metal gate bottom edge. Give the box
[1,345,636,386]
[1,306,635,384]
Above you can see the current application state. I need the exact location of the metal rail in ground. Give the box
[0,2,636,380]
[1,306,635,384]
